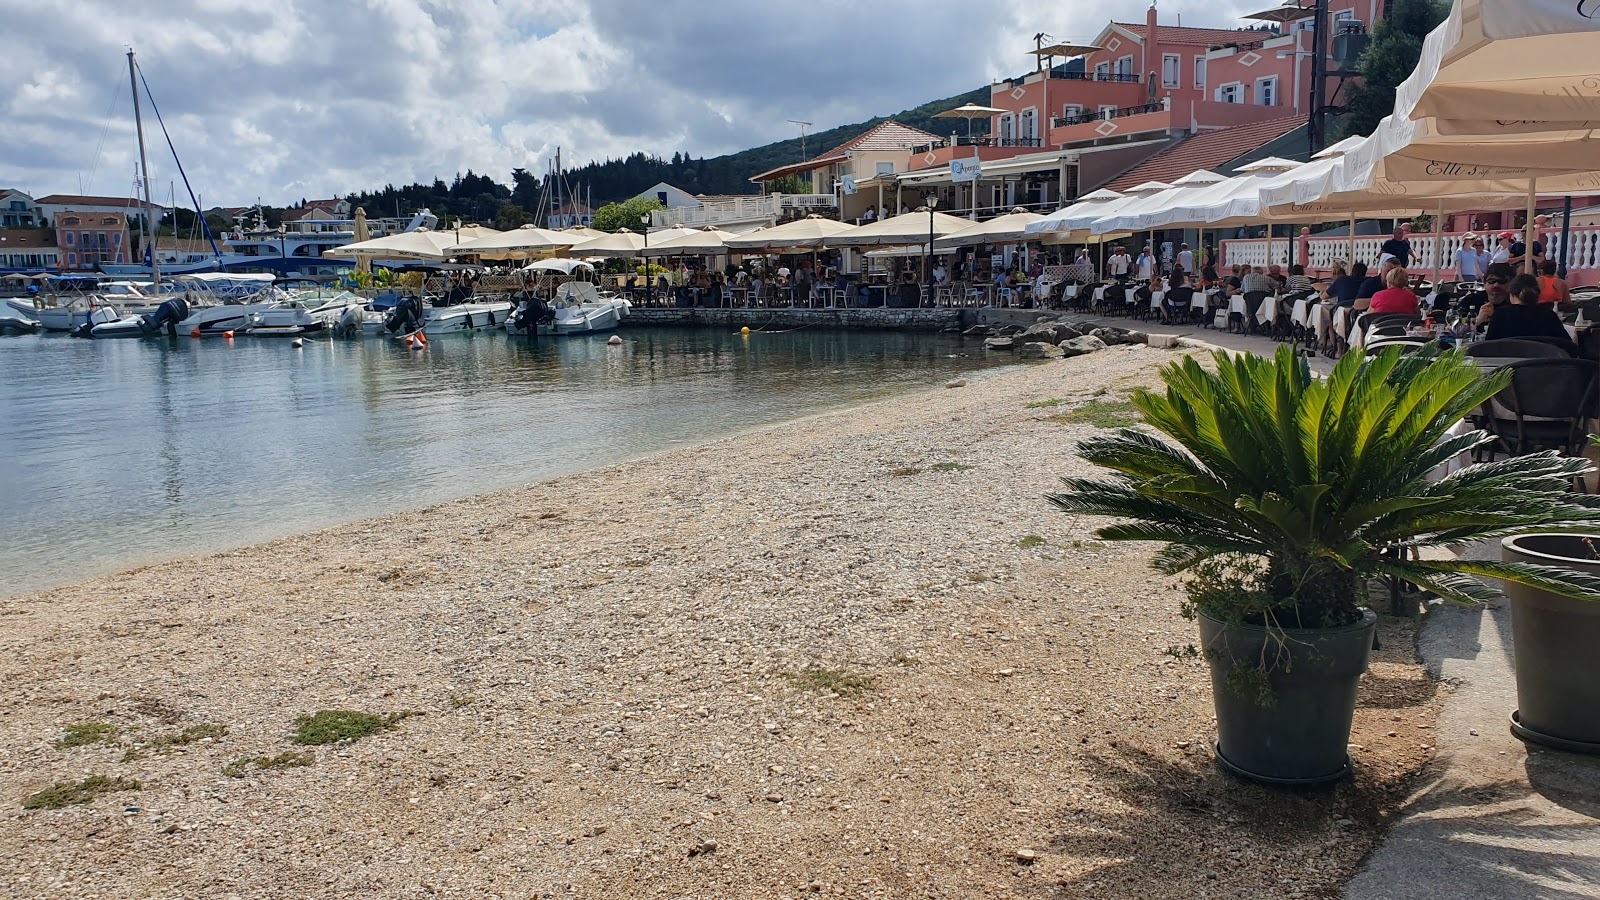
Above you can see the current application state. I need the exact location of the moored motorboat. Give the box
[246,290,364,337]
[0,316,39,334]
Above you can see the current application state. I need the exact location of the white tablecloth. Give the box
[1229,294,1246,315]
[1192,291,1211,310]
[1150,290,1164,310]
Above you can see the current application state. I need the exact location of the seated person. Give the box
[1324,261,1365,307]
[1368,265,1420,316]
[1284,264,1314,293]
[1240,266,1276,295]
[1355,257,1394,307]
[1266,264,1288,290]
[1538,259,1569,305]
[1471,263,1518,329]
[1488,274,1574,344]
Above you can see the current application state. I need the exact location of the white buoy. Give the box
[291,338,303,349]
[608,335,623,345]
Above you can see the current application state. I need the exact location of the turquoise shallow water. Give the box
[0,327,1006,596]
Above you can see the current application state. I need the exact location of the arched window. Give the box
[64,216,80,225]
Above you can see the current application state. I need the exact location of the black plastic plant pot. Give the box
[1198,608,1377,786]
[1501,534,1600,755]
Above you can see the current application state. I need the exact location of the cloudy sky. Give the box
[4,0,1261,206]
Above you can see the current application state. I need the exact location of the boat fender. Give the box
[291,338,303,348]
[608,335,622,345]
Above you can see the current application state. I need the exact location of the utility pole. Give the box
[1308,0,1330,155]
[788,120,812,163]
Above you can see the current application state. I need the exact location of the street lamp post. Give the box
[926,194,939,307]
[641,214,651,306]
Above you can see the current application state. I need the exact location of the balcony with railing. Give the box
[909,136,1042,155]
[1048,99,1173,144]
[1050,70,1142,84]
[650,194,838,229]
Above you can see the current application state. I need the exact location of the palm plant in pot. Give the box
[1048,345,1600,785]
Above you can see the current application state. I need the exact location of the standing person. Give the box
[1107,246,1132,282]
[1491,232,1514,265]
[1508,228,1546,274]
[1454,235,1490,282]
[1135,245,1154,282]
[1177,242,1194,275]
[1296,226,1312,269]
[1379,225,1413,268]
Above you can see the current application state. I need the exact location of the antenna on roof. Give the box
[787,120,812,163]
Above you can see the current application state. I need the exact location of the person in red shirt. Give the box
[1368,265,1420,315]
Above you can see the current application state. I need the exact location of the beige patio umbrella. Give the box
[560,226,607,240]
[723,215,856,252]
[1396,0,1600,125]
[824,210,972,248]
[322,228,455,260]
[568,229,648,258]
[352,206,371,273]
[933,103,1009,139]
[933,208,1047,249]
[646,227,740,255]
[446,224,573,259]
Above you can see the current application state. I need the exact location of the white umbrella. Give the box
[1131,159,1302,231]
[646,227,742,255]
[1396,0,1600,125]
[447,224,573,258]
[568,229,648,258]
[1027,185,1167,236]
[1091,171,1228,234]
[932,209,1047,249]
[826,210,973,248]
[559,226,608,240]
[723,215,856,252]
[522,258,595,274]
[933,103,1009,139]
[322,228,455,260]
[1022,188,1124,239]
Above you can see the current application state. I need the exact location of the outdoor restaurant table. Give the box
[1228,293,1247,316]
[1261,295,1282,325]
[1192,290,1212,313]
[1150,290,1164,315]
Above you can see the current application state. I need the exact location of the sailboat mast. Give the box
[128,49,161,286]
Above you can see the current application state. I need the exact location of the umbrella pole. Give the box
[1431,199,1444,288]
[1524,179,1538,276]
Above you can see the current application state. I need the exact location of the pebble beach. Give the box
[0,342,1441,899]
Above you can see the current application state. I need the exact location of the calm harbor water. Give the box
[0,327,1007,596]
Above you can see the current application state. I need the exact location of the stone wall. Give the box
[624,308,964,332]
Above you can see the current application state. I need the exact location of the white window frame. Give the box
[1217,81,1244,104]
[1094,61,1110,80]
[1115,54,1134,77]
[1194,56,1207,88]
[999,114,1015,142]
[1161,54,1181,88]
[1099,104,1118,118]
[1334,8,1356,22]
[1062,103,1084,120]
[1255,75,1278,106]
[1020,106,1037,140]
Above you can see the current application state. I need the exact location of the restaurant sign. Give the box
[951,157,984,184]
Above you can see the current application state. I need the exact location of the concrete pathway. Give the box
[1343,595,1600,899]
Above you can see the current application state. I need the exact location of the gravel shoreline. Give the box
[0,343,1440,898]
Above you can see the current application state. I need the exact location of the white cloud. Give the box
[1,0,1259,205]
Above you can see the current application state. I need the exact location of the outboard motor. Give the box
[140,296,190,336]
[509,294,554,334]
[384,294,424,335]
[333,305,363,339]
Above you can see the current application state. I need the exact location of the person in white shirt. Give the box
[1491,233,1513,265]
[1177,243,1194,274]
[1136,246,1154,282]
[932,263,948,285]
[1454,235,1490,281]
[1107,247,1132,282]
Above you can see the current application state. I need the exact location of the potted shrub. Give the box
[1501,535,1600,754]
[1048,345,1600,784]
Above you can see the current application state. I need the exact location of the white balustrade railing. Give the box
[651,194,837,229]
[1222,228,1600,285]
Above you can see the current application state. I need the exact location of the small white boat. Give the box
[419,301,513,335]
[89,313,151,338]
[247,290,363,337]
[4,297,39,320]
[545,282,629,335]
[31,295,120,332]
[0,315,39,334]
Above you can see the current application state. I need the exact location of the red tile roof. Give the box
[824,120,941,156]
[1104,116,1304,192]
[35,194,153,208]
[1114,22,1273,46]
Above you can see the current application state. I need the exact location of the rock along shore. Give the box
[0,344,1438,899]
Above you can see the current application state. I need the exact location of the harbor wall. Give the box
[623,308,965,331]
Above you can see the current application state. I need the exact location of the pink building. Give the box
[54,210,131,271]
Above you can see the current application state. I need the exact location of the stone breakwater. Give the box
[0,347,1439,899]
[625,307,962,331]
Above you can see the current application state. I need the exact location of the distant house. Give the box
[748,120,943,193]
[546,201,595,230]
[53,210,131,271]
[282,199,352,223]
[35,194,166,229]
[1,189,42,228]
[0,229,60,272]
[633,183,702,211]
